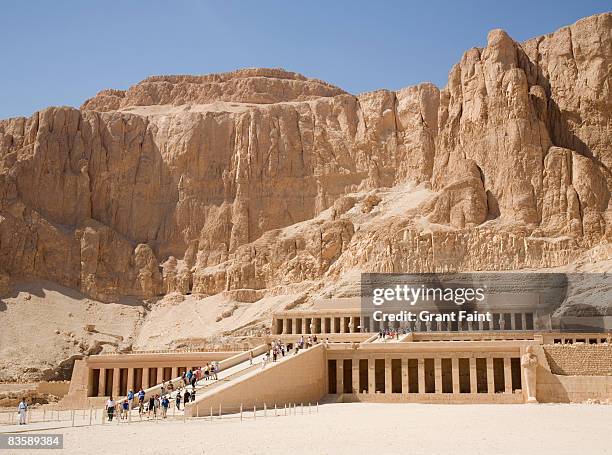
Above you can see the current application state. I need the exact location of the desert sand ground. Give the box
[5,402,611,455]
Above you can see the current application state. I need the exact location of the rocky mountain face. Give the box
[0,13,610,304]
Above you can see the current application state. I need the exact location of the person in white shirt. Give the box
[17,398,27,425]
[105,396,116,421]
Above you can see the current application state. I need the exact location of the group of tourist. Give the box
[261,340,288,368]
[258,334,325,369]
[103,362,221,421]
[377,328,410,341]
[295,335,319,351]
[174,363,220,390]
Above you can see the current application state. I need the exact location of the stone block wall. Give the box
[543,345,612,376]
[537,368,612,403]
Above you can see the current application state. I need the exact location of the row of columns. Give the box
[275,312,536,335]
[395,312,533,333]
[330,356,520,395]
[275,316,359,335]
[91,366,183,397]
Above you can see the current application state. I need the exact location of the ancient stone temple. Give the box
[63,301,612,411]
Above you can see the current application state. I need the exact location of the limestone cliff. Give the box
[0,15,610,305]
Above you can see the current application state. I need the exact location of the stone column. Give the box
[385,358,392,394]
[486,358,494,393]
[521,313,527,331]
[336,360,344,394]
[434,358,442,393]
[352,360,360,393]
[504,357,512,393]
[157,368,163,385]
[302,318,307,335]
[87,369,95,397]
[467,321,473,331]
[127,368,134,392]
[469,358,477,393]
[368,358,376,394]
[478,320,484,331]
[112,368,120,397]
[331,317,337,334]
[171,367,178,379]
[98,369,106,397]
[401,358,409,394]
[511,314,516,330]
[451,357,460,394]
[292,318,298,335]
[340,317,346,333]
[142,367,150,389]
[418,359,425,393]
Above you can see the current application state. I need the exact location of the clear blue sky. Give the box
[0,1,609,119]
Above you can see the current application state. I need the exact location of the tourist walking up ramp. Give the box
[161,349,269,412]
[122,345,269,404]
[184,344,326,417]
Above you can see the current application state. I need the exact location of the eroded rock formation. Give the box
[0,14,610,303]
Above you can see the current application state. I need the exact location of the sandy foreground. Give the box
[4,402,611,455]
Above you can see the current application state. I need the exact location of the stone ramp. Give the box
[159,351,268,415]
[185,344,327,417]
[150,345,266,397]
